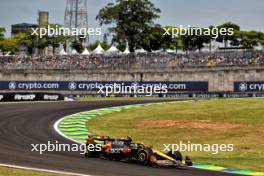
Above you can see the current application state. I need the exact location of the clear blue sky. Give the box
[0,0,263,42]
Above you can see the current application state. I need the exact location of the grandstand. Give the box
[0,51,263,70]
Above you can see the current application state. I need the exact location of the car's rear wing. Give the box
[88,135,111,141]
[88,135,133,142]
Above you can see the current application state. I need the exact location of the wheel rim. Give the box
[138,153,146,161]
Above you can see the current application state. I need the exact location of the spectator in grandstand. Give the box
[0,51,263,70]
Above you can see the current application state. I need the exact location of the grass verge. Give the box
[0,167,62,176]
[86,98,264,171]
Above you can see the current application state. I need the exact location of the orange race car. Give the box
[84,135,192,167]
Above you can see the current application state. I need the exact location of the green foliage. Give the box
[216,22,240,47]
[86,99,264,171]
[41,24,70,54]
[116,43,126,52]
[14,32,32,46]
[14,31,37,54]
[0,167,62,176]
[162,23,264,51]
[97,0,161,52]
[0,27,5,41]
[260,32,264,46]
[88,40,110,51]
[161,26,182,51]
[0,25,69,55]
[71,40,84,53]
[0,38,19,53]
[237,31,260,48]
[103,33,108,44]
[137,25,162,51]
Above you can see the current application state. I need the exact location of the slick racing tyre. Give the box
[84,150,100,158]
[84,142,100,158]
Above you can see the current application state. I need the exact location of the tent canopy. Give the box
[71,49,78,55]
[254,44,263,51]
[92,43,105,54]
[59,48,67,56]
[166,49,176,54]
[135,48,147,53]
[106,45,119,54]
[81,48,90,55]
[123,47,130,54]
[152,49,163,53]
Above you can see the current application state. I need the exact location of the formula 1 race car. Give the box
[84,135,192,167]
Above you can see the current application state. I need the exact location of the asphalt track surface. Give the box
[0,100,243,176]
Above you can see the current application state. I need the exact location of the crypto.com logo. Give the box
[9,81,17,90]
[239,82,248,92]
[68,82,77,90]
[131,82,140,89]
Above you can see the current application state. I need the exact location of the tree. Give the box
[31,24,71,55]
[0,28,5,41]
[47,35,68,55]
[15,32,32,46]
[103,33,108,44]
[237,31,261,48]
[216,22,240,48]
[160,26,183,52]
[207,25,215,52]
[260,32,264,47]
[181,34,202,52]
[13,31,37,55]
[192,34,211,51]
[47,24,71,55]
[141,25,164,51]
[0,38,19,54]
[88,40,110,51]
[71,40,84,53]
[96,0,161,52]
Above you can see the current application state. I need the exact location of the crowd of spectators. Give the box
[0,51,263,70]
[138,51,264,69]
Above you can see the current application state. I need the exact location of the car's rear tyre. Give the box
[84,142,100,158]
[84,150,100,158]
[84,151,93,157]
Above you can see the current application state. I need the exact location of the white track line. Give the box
[54,112,83,144]
[0,163,93,176]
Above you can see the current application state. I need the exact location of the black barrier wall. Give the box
[0,93,64,102]
[1,81,264,99]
